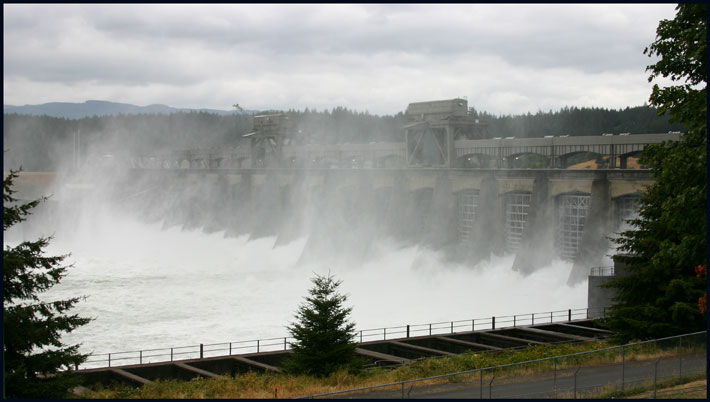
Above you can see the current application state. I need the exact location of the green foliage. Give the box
[480,105,684,138]
[3,169,92,398]
[391,342,610,381]
[284,273,361,377]
[603,4,707,342]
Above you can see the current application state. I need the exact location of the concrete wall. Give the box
[587,256,630,318]
[587,275,616,318]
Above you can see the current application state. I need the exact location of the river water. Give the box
[16,200,587,361]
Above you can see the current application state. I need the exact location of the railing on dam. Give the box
[78,307,603,370]
[589,266,615,276]
[132,132,681,170]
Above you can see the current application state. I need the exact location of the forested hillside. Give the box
[3,105,684,171]
[472,105,684,138]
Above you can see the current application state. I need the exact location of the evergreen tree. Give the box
[603,4,707,342]
[284,272,360,377]
[3,169,92,398]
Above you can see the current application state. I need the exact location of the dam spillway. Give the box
[113,167,651,282]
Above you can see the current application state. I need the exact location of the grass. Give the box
[77,338,706,399]
[627,379,707,399]
[594,373,707,399]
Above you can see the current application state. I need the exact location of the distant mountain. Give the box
[3,100,256,119]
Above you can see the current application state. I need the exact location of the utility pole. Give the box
[74,129,81,170]
[233,103,244,145]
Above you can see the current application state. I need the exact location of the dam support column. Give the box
[467,173,505,261]
[226,171,254,237]
[512,172,555,274]
[427,171,456,249]
[569,172,612,284]
[386,171,412,241]
[249,172,284,239]
[274,170,307,247]
[203,173,231,233]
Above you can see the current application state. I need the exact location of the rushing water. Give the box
[19,201,588,359]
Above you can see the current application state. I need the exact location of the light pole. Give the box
[233,103,244,146]
[74,129,81,170]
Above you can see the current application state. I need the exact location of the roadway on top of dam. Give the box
[134,132,681,170]
[130,167,654,177]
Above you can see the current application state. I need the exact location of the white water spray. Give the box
[31,202,586,356]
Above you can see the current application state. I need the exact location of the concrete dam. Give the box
[117,165,652,284]
[105,99,677,284]
[12,99,677,287]
[73,99,680,282]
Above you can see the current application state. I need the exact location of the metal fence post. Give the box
[229,342,232,356]
[200,344,203,359]
[171,348,173,361]
[384,328,387,340]
[573,367,580,399]
[653,357,661,398]
[679,336,682,378]
[140,350,143,364]
[284,338,287,350]
[514,315,516,327]
[568,309,571,321]
[621,345,625,391]
[550,311,553,322]
[531,313,534,325]
[257,340,260,353]
[451,321,454,334]
[472,319,475,332]
[488,375,495,399]
[429,323,432,336]
[407,325,410,338]
[492,316,495,330]
[360,331,362,344]
[553,358,557,399]
[108,353,111,367]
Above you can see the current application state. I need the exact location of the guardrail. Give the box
[589,266,614,276]
[300,331,707,399]
[78,307,602,370]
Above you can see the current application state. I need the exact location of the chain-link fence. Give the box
[302,331,706,399]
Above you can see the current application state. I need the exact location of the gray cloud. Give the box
[3,4,677,115]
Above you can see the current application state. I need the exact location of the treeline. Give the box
[472,105,685,138]
[3,105,685,171]
[3,112,253,171]
[285,107,405,144]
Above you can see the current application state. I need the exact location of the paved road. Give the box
[324,354,706,399]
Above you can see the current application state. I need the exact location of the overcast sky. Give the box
[3,4,678,116]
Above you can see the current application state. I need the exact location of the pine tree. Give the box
[284,272,360,377]
[603,4,707,342]
[3,169,92,398]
